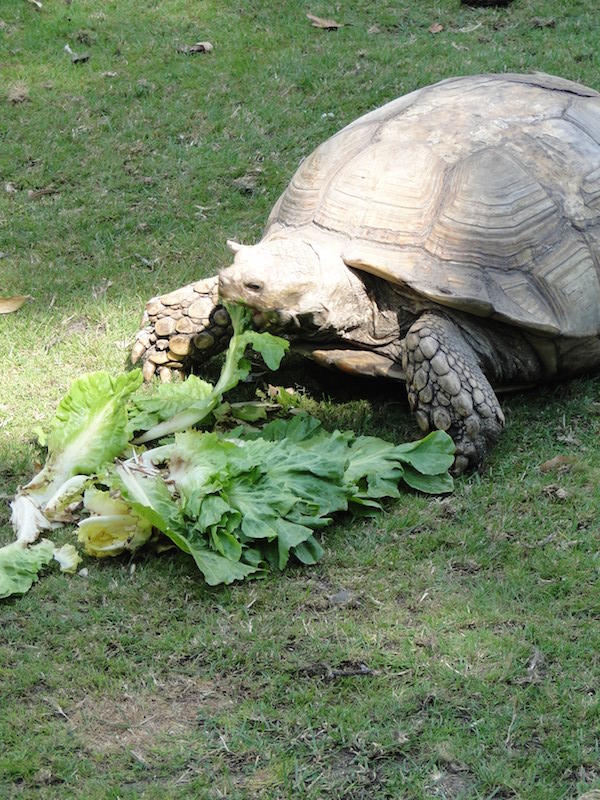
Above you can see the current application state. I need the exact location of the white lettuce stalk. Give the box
[134,305,288,444]
[11,371,142,543]
[77,487,153,557]
[53,543,82,573]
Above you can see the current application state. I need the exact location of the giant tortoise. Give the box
[132,73,600,473]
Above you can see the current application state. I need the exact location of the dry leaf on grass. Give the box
[458,22,482,33]
[0,295,31,314]
[307,13,342,30]
[429,22,444,34]
[178,41,213,54]
[26,0,42,8]
[539,454,575,473]
[8,82,29,103]
[27,185,60,200]
[232,169,262,195]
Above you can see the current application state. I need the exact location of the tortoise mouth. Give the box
[252,308,295,332]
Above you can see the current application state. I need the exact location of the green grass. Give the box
[2,0,600,797]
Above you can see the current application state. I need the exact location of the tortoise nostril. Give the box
[244,281,263,292]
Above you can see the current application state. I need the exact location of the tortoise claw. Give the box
[131,340,146,364]
[142,360,156,382]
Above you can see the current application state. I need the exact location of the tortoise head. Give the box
[218,237,349,332]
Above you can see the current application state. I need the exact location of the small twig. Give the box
[43,696,69,721]
[504,698,518,746]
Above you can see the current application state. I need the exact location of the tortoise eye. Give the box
[244,281,263,292]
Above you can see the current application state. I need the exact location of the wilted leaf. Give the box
[101,71,118,78]
[429,22,444,33]
[367,24,381,34]
[5,182,17,194]
[539,454,575,473]
[27,185,60,200]
[307,13,342,30]
[8,82,29,103]
[27,0,42,8]
[0,295,30,314]
[53,543,82,573]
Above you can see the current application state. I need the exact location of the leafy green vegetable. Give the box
[11,370,142,543]
[7,302,455,596]
[134,305,288,443]
[53,543,82,573]
[394,430,456,475]
[111,459,259,585]
[102,414,454,586]
[0,539,55,598]
[78,487,153,557]
[127,374,213,435]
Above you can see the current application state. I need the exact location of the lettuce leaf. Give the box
[134,305,288,444]
[0,539,55,599]
[7,302,455,594]
[104,413,453,586]
[53,543,82,573]
[11,370,142,543]
[111,460,259,585]
[127,374,213,435]
[78,487,153,557]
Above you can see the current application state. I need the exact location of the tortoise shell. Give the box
[265,73,600,338]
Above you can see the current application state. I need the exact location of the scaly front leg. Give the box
[403,312,505,474]
[131,276,232,381]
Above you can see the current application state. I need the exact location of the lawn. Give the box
[1,1,600,798]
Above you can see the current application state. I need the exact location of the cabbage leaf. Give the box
[0,539,55,598]
[11,370,142,544]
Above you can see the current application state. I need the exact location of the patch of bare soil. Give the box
[68,675,232,758]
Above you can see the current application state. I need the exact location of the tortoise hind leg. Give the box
[403,312,505,474]
[131,276,232,381]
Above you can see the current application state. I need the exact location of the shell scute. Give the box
[426,149,560,271]
[314,142,444,246]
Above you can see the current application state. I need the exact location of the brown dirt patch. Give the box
[68,675,233,758]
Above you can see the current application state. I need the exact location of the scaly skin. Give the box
[403,311,505,473]
[131,276,231,381]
